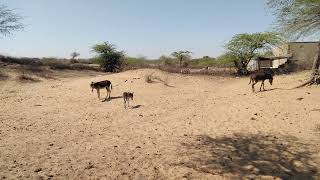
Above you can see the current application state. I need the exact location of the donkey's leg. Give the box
[252,81,257,92]
[97,89,100,99]
[260,80,264,91]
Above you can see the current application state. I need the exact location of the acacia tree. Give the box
[225,32,283,75]
[171,50,192,68]
[70,51,80,59]
[267,0,320,85]
[92,42,125,72]
[0,4,23,36]
[267,0,320,39]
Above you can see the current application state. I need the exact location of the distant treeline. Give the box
[0,54,236,71]
[123,55,235,70]
[0,55,99,71]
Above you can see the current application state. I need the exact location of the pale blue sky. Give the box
[0,0,275,59]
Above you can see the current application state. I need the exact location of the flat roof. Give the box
[288,41,320,44]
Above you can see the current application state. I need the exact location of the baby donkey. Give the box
[123,92,134,108]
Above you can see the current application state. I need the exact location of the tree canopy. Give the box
[267,0,320,39]
[171,51,192,67]
[267,0,320,85]
[225,32,283,74]
[0,4,23,36]
[92,42,125,72]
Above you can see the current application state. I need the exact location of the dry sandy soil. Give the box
[0,68,320,179]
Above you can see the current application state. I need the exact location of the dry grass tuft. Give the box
[0,70,9,80]
[163,76,170,86]
[145,72,155,83]
[145,72,172,87]
[17,73,40,83]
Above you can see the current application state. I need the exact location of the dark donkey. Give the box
[249,69,274,92]
[90,80,112,99]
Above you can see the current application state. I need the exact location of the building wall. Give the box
[272,44,288,57]
[247,59,258,71]
[259,60,272,68]
[248,42,319,71]
[288,42,320,70]
[272,59,288,68]
[272,44,288,68]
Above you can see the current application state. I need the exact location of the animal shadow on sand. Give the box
[131,105,143,109]
[260,88,278,92]
[102,96,122,102]
[174,133,319,179]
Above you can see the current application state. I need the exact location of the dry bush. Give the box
[48,62,71,70]
[0,70,9,80]
[42,58,101,71]
[1,56,101,74]
[24,65,45,72]
[145,72,155,83]
[76,59,92,64]
[145,72,172,86]
[152,75,167,84]
[163,76,170,86]
[17,73,40,83]
[20,65,55,79]
[70,63,101,71]
[44,60,101,71]
[158,66,181,74]
[159,76,171,87]
[0,56,42,66]
[70,59,79,64]
[158,65,235,77]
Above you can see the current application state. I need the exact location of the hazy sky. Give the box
[0,0,276,59]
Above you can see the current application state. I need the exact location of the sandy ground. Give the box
[0,68,319,179]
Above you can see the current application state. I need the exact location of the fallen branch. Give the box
[293,78,313,89]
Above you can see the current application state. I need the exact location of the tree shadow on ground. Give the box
[175,133,319,179]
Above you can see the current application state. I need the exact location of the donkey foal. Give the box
[123,92,134,108]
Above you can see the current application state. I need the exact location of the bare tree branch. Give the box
[0,4,24,36]
[267,0,320,40]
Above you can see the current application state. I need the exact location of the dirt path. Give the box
[0,69,319,179]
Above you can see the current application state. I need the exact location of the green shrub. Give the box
[158,55,178,66]
[92,42,125,72]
